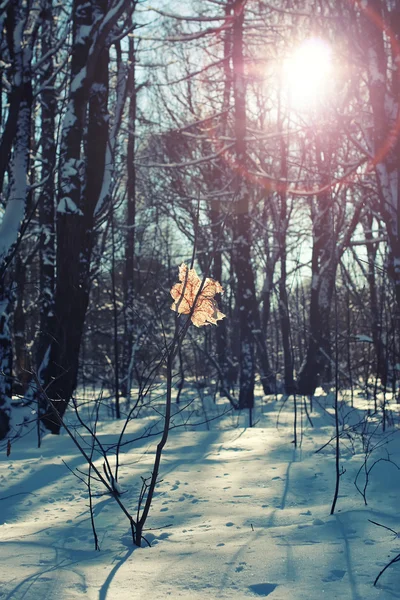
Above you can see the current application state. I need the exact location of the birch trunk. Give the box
[362,2,400,318]
[0,0,33,439]
[122,36,137,401]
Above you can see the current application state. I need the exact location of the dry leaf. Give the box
[170,263,225,327]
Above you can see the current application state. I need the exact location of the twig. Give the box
[368,519,398,537]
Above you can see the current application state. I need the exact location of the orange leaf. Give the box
[170,263,225,327]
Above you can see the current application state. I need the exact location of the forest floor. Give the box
[1,386,400,599]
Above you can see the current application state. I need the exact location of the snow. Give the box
[37,343,51,382]
[61,107,78,131]
[0,101,29,263]
[368,49,385,85]
[354,334,373,343]
[1,389,400,599]
[76,25,92,45]
[384,94,397,123]
[70,67,87,94]
[62,158,79,179]
[94,60,129,217]
[57,197,84,215]
[0,195,26,263]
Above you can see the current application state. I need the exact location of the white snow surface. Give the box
[57,197,84,215]
[1,388,400,599]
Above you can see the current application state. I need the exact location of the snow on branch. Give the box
[131,27,225,43]
[33,26,70,73]
[138,143,234,169]
[146,7,227,22]
[57,197,84,216]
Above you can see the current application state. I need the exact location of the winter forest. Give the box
[1,0,400,598]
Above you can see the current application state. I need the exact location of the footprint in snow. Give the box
[322,569,346,582]
[248,583,278,596]
[346,528,358,538]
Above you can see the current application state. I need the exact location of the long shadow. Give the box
[0,455,84,523]
[280,448,297,510]
[138,430,229,490]
[5,561,58,600]
[5,557,72,600]
[334,514,362,600]
[96,430,230,598]
[2,538,94,600]
[217,446,299,593]
[217,524,282,595]
[98,546,136,600]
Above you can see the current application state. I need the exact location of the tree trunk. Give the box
[0,2,33,438]
[279,254,295,394]
[297,189,335,396]
[0,280,12,439]
[231,1,256,410]
[36,0,56,376]
[122,36,137,401]
[363,216,388,387]
[210,201,231,394]
[362,2,400,319]
[13,255,30,394]
[39,0,110,432]
[277,133,294,394]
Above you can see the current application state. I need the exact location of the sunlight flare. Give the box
[282,37,333,110]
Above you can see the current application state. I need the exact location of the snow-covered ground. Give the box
[1,388,400,599]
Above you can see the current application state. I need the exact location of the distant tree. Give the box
[359,1,400,310]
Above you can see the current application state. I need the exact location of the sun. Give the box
[282,38,333,111]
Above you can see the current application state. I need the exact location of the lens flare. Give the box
[282,38,333,110]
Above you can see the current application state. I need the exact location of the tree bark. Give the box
[36,0,56,375]
[362,2,400,317]
[13,255,30,394]
[122,36,137,401]
[0,0,33,439]
[231,0,256,410]
[363,215,388,387]
[297,188,335,396]
[39,0,111,432]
